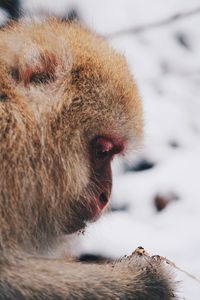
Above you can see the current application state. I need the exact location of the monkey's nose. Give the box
[99,192,108,209]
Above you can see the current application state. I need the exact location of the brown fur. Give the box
[0,19,176,299]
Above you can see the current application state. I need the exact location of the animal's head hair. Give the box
[0,19,142,250]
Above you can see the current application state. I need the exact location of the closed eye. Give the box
[29,72,54,85]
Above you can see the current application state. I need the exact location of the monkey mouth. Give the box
[67,192,109,233]
[98,192,109,210]
[88,192,109,221]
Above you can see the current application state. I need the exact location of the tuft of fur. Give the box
[0,19,176,299]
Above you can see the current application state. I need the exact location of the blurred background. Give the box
[1,1,200,298]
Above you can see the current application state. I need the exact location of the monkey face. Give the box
[88,135,125,217]
[0,19,142,244]
[55,133,126,234]
[67,135,125,230]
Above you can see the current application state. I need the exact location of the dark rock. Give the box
[169,140,179,148]
[175,32,191,50]
[77,254,111,264]
[0,0,20,20]
[125,159,155,172]
[154,192,179,212]
[110,203,129,212]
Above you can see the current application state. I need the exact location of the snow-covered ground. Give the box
[1,1,200,298]
[74,2,200,299]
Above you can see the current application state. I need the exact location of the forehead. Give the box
[0,19,142,141]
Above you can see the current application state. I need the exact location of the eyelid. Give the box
[29,72,54,84]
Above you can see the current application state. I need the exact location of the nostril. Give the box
[99,192,108,205]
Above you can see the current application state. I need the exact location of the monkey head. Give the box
[0,19,142,248]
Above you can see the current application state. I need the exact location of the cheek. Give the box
[64,154,90,202]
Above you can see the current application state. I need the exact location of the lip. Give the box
[87,194,109,221]
[63,195,109,234]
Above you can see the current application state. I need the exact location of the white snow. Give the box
[1,1,200,298]
[71,2,200,299]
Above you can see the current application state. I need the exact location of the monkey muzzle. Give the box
[87,191,109,222]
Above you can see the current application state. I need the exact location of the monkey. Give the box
[0,18,176,299]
